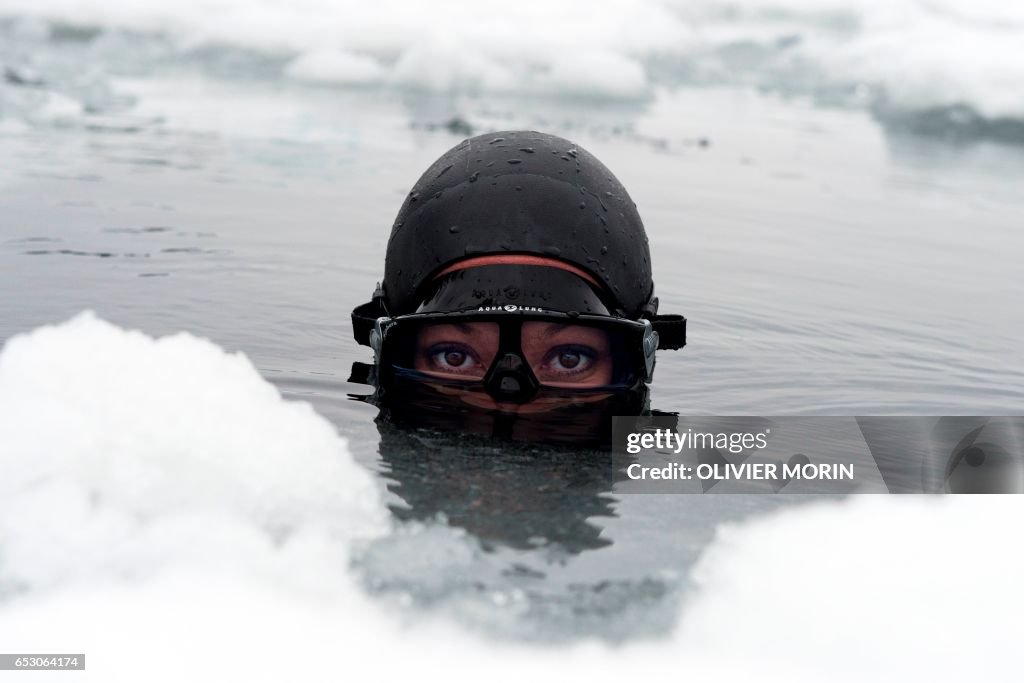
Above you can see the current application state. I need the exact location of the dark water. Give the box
[3,75,1024,639]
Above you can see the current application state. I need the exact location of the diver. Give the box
[351,130,686,446]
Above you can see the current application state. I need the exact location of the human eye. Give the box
[543,345,597,375]
[427,343,483,374]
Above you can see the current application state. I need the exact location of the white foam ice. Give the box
[1,0,684,101]
[285,48,387,86]
[0,312,388,598]
[678,495,1024,681]
[3,0,1024,119]
[0,313,1021,681]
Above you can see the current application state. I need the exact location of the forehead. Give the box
[416,322,498,340]
[414,321,611,344]
[521,321,609,343]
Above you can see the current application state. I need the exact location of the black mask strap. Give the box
[352,298,387,347]
[482,321,540,403]
[651,314,686,350]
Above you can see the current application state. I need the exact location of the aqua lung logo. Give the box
[477,305,545,312]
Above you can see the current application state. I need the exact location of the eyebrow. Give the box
[458,322,491,335]
[531,323,609,348]
[538,323,570,338]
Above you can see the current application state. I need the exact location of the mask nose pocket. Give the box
[484,352,539,403]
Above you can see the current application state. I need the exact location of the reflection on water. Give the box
[359,410,701,642]
[376,420,615,554]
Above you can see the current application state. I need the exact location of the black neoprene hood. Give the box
[382,130,656,318]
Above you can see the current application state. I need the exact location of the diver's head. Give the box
[352,131,685,430]
[381,130,658,319]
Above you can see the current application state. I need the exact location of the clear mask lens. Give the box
[411,320,620,388]
[375,314,654,404]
